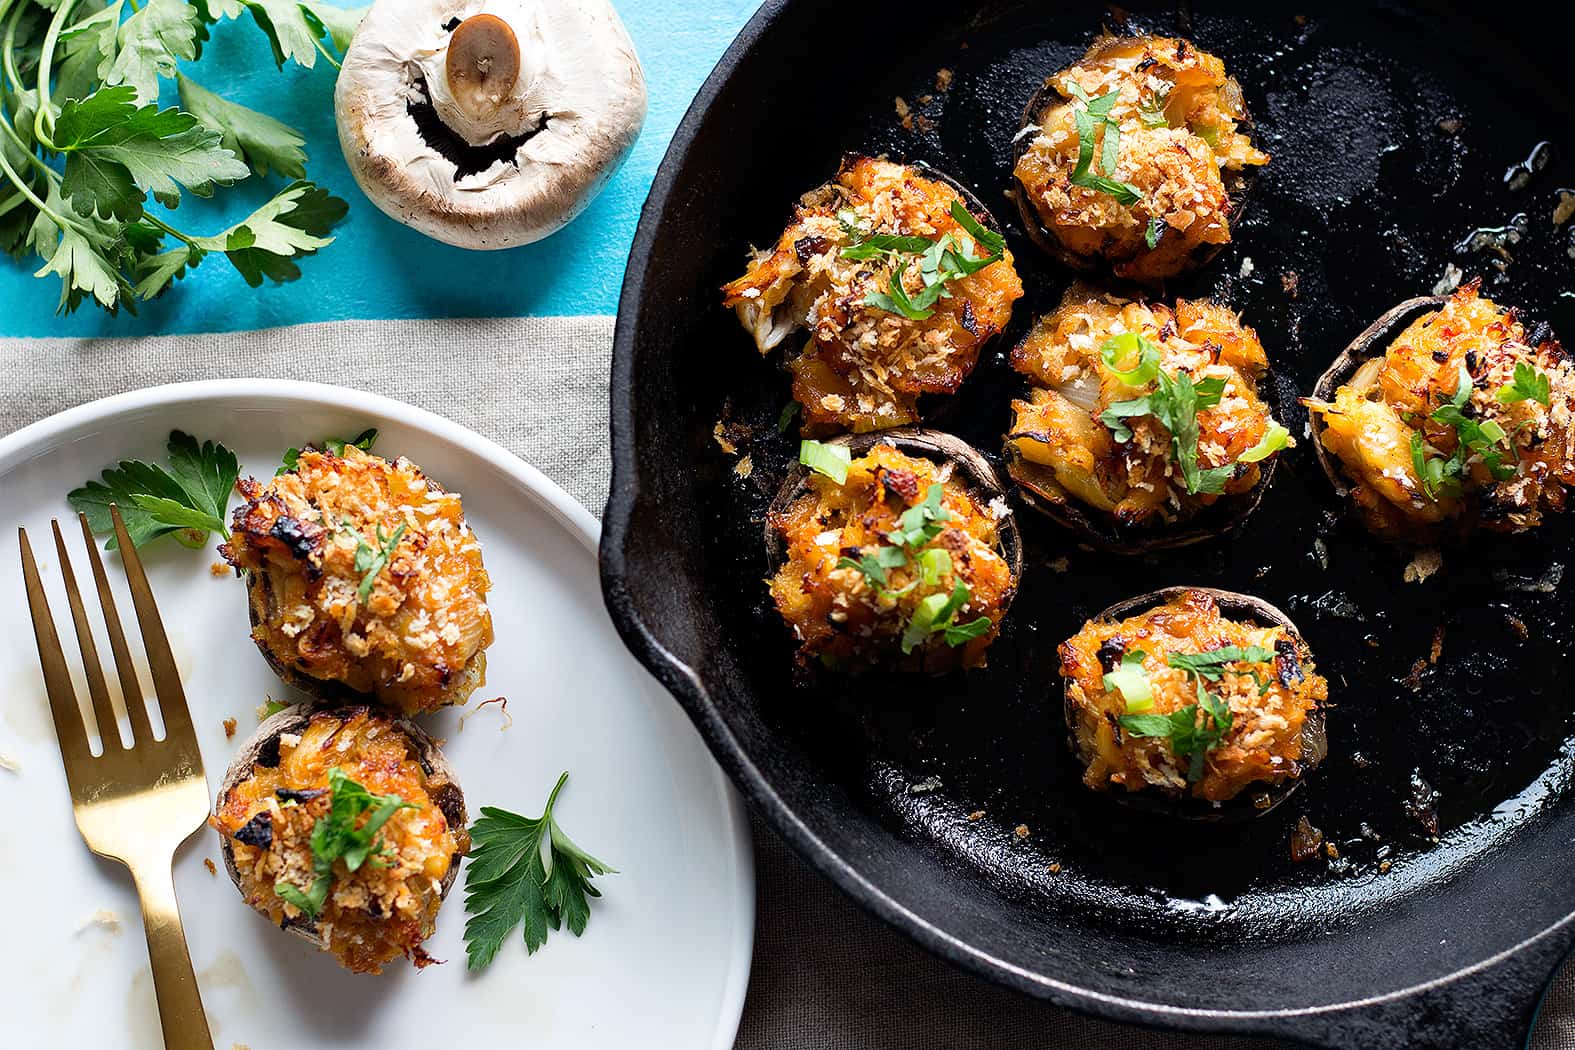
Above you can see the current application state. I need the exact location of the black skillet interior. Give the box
[603,1,1575,1045]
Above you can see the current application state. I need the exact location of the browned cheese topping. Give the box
[1014,35,1267,280]
[722,156,1023,432]
[1061,590,1328,803]
[221,445,493,715]
[769,445,1015,671]
[1006,282,1286,529]
[1307,280,1575,540]
[212,709,466,974]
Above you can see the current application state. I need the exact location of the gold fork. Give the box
[21,506,214,1050]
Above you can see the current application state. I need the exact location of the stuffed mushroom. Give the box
[1012,34,1268,282]
[1306,281,1575,543]
[767,430,1021,671]
[723,155,1024,434]
[212,706,468,974]
[1005,282,1289,551]
[1060,587,1328,816]
[221,444,493,715]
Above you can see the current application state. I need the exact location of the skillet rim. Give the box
[598,0,1575,1040]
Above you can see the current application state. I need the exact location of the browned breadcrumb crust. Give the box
[220,446,493,715]
[1307,280,1575,541]
[1006,282,1286,528]
[1060,590,1328,803]
[722,156,1023,433]
[1014,34,1267,280]
[768,444,1015,671]
[212,708,466,974]
[222,717,237,739]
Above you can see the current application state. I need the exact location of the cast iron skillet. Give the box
[601,1,1575,1045]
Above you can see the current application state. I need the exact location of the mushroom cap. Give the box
[335,0,648,250]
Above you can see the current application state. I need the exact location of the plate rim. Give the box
[0,377,757,1050]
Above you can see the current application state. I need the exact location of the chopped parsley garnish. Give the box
[831,481,990,653]
[279,427,378,474]
[799,439,851,484]
[1118,678,1234,783]
[341,521,407,603]
[1066,83,1143,205]
[68,430,239,550]
[1099,353,1288,494]
[1413,364,1519,499]
[1166,645,1275,681]
[776,401,801,433]
[1497,361,1552,406]
[462,772,615,971]
[275,767,415,921]
[1145,217,1165,249]
[1102,650,1153,712]
[846,200,1006,321]
[1114,645,1275,782]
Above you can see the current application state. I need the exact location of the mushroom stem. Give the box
[445,13,521,124]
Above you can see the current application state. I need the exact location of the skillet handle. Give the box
[1261,933,1572,1050]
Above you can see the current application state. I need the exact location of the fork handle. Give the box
[132,857,214,1050]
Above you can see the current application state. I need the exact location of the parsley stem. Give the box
[142,213,197,246]
[0,129,80,236]
[32,0,80,146]
[1,0,25,98]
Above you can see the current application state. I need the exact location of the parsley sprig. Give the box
[1096,333,1289,495]
[68,429,238,549]
[275,766,415,921]
[839,200,1005,321]
[1111,645,1274,782]
[462,772,615,971]
[1411,364,1518,500]
[1065,83,1143,205]
[0,0,355,314]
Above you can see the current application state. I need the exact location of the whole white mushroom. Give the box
[335,0,648,249]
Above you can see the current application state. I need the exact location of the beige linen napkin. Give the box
[2,317,1568,1050]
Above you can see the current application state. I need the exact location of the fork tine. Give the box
[78,513,155,745]
[19,527,93,766]
[51,520,125,751]
[109,505,196,744]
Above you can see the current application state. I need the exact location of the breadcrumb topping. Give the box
[222,446,493,715]
[1006,282,1284,528]
[768,445,1014,671]
[1307,280,1575,540]
[722,156,1023,433]
[1013,34,1268,280]
[212,709,466,974]
[1061,590,1327,802]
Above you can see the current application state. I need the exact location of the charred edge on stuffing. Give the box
[276,787,326,805]
[407,76,550,181]
[269,516,321,560]
[233,811,273,849]
[1096,637,1126,672]
[1274,637,1304,688]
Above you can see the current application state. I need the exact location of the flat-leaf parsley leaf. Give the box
[68,429,238,549]
[462,772,615,971]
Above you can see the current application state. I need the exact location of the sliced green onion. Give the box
[1099,332,1161,386]
[1238,421,1290,463]
[799,439,851,484]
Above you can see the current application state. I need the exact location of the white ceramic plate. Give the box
[0,380,753,1050]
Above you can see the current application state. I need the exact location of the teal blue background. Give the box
[0,0,762,336]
